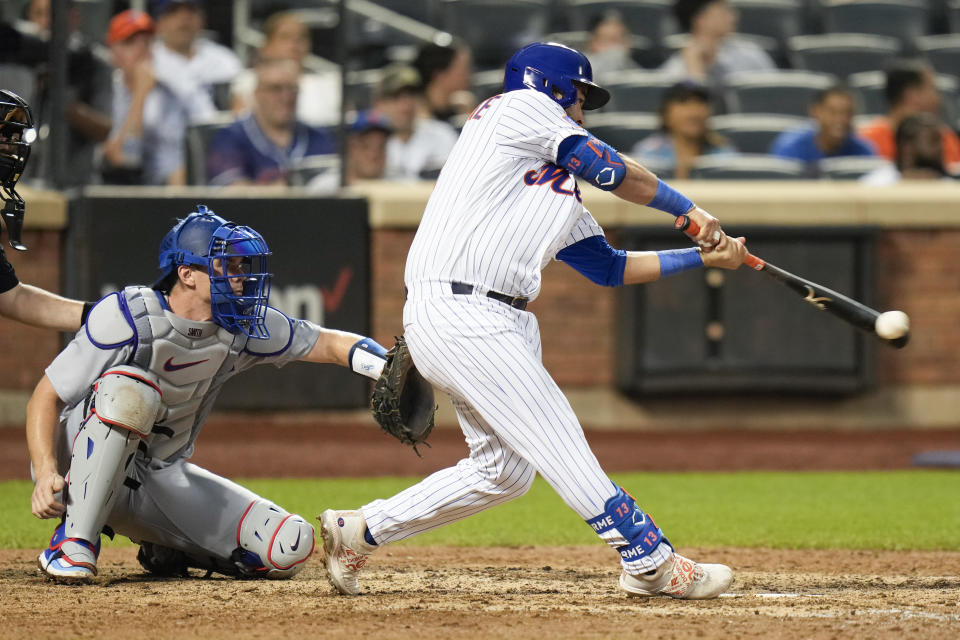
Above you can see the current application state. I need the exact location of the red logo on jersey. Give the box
[522,164,582,202]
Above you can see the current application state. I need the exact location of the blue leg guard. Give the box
[586,487,674,574]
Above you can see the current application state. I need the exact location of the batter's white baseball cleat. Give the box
[619,553,733,599]
[318,509,376,595]
[37,523,99,584]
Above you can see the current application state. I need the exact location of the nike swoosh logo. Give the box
[163,357,210,372]
[290,530,301,552]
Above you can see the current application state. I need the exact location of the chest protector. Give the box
[88,286,246,461]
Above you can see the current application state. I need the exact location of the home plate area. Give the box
[2,546,958,639]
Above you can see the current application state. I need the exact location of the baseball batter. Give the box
[320,42,746,599]
[28,207,391,583]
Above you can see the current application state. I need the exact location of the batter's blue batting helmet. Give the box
[154,205,273,339]
[503,42,610,111]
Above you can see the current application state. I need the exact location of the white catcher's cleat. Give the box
[37,523,99,584]
[318,509,376,595]
[619,553,733,600]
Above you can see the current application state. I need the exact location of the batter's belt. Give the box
[450,281,529,310]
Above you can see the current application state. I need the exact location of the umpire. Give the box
[0,89,86,331]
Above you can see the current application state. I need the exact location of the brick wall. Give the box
[0,230,66,389]
[372,228,959,388]
[0,227,952,394]
[876,230,960,385]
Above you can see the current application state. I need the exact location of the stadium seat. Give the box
[288,154,341,188]
[917,34,960,77]
[662,32,779,60]
[724,70,838,117]
[601,70,681,113]
[818,156,894,180]
[371,0,438,24]
[566,0,679,46]
[710,114,811,154]
[471,68,505,101]
[821,0,928,51]
[950,0,960,32]
[545,31,656,68]
[847,71,890,116]
[689,154,807,179]
[442,0,549,68]
[732,0,804,40]
[788,33,902,79]
[184,113,238,186]
[344,68,384,111]
[585,112,660,152]
[0,64,36,106]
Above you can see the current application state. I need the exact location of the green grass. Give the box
[3,471,958,550]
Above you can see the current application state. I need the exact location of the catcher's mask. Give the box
[503,42,610,111]
[153,205,273,338]
[0,89,36,251]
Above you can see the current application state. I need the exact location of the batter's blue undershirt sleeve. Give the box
[556,235,626,287]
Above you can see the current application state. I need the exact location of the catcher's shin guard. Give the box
[64,367,161,548]
[235,499,315,578]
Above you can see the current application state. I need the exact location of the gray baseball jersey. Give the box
[44,286,321,560]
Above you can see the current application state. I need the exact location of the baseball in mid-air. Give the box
[875,310,910,340]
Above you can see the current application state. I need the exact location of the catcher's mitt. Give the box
[371,336,436,454]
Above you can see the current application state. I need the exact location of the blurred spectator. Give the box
[306,110,393,193]
[862,113,957,185]
[661,0,774,92]
[858,60,960,174]
[345,110,391,184]
[630,82,735,179]
[150,0,241,109]
[769,85,874,171]
[374,64,458,181]
[585,11,639,83]
[207,58,336,186]
[102,9,213,186]
[413,42,475,126]
[231,11,340,127]
[2,0,112,187]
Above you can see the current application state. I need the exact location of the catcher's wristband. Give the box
[349,337,387,380]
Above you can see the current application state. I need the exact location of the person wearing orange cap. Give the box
[101,9,213,185]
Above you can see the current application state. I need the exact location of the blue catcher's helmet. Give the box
[503,42,610,111]
[154,205,273,339]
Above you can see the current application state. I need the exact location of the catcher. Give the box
[27,205,430,582]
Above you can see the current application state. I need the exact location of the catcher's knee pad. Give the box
[235,500,314,579]
[587,487,673,574]
[93,365,163,436]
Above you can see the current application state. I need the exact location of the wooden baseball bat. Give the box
[675,215,909,349]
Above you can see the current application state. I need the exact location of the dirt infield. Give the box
[3,546,958,639]
[4,420,958,638]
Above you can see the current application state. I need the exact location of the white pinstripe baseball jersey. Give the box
[405,88,604,300]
